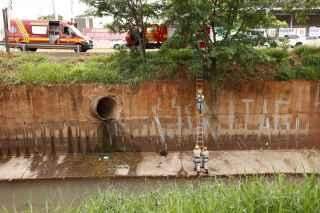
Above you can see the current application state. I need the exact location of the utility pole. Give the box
[52,0,58,20]
[2,8,10,53]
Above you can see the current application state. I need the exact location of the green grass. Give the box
[2,176,320,212]
[75,176,320,213]
[2,46,320,85]
[0,50,194,85]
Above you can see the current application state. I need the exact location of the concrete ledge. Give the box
[0,150,319,181]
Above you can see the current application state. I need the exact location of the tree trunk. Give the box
[138,0,146,60]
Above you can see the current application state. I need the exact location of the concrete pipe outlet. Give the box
[91,96,117,121]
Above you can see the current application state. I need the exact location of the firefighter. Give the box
[193,144,201,174]
[196,89,205,114]
[201,146,209,174]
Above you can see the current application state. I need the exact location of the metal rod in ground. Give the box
[2,8,10,54]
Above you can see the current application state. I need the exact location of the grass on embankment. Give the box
[1,46,320,86]
[76,176,320,213]
[0,50,192,86]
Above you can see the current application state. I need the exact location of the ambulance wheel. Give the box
[26,48,37,52]
[17,46,37,52]
[74,45,87,53]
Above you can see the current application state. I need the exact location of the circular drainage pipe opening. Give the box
[91,96,117,120]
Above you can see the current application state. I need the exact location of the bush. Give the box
[301,54,320,67]
[3,46,320,85]
[293,45,320,57]
[259,48,289,63]
[8,50,195,85]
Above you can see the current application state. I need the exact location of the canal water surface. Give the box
[0,178,216,212]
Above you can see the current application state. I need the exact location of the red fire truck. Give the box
[125,24,210,49]
[7,19,93,52]
[126,24,169,49]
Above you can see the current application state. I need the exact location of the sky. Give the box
[0,0,88,20]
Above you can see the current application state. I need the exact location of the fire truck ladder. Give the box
[195,71,205,147]
[15,19,29,43]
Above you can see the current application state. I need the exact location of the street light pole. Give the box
[2,8,10,53]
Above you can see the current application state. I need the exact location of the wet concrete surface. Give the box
[0,150,320,180]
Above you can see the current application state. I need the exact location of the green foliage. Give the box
[17,63,72,84]
[258,48,289,63]
[81,0,165,58]
[3,46,320,85]
[294,46,320,57]
[80,0,320,83]
[301,55,320,67]
[276,46,320,80]
[76,176,320,213]
[0,51,194,85]
[213,44,269,68]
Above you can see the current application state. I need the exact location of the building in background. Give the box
[83,27,125,48]
[74,16,93,32]
[75,16,126,49]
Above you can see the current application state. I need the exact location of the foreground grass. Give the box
[75,176,320,213]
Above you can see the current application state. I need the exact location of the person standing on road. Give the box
[201,146,209,174]
[196,89,205,114]
[193,144,201,174]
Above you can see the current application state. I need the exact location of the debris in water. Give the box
[98,154,110,161]
[115,164,130,176]
[159,150,168,157]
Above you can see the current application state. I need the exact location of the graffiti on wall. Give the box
[121,85,319,142]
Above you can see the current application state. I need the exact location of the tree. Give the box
[81,0,164,59]
[165,0,320,79]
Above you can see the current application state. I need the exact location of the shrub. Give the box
[301,54,320,67]
[293,45,320,57]
[2,46,320,85]
[259,48,289,63]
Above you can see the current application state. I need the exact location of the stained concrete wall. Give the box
[0,80,319,155]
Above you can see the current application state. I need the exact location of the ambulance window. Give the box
[32,26,47,35]
[64,27,71,35]
[10,26,17,33]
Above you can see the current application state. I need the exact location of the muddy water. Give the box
[0,178,216,212]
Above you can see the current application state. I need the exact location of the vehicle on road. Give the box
[6,19,93,52]
[111,39,127,49]
[276,34,320,48]
[126,24,168,49]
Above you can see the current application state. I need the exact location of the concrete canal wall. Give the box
[0,80,319,155]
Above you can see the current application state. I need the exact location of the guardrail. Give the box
[0,41,81,52]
